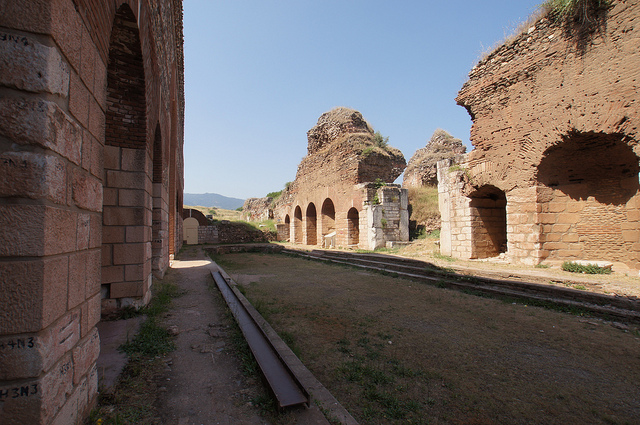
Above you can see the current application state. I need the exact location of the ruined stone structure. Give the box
[403,129,466,188]
[242,197,274,222]
[0,1,184,423]
[439,1,640,270]
[275,108,409,249]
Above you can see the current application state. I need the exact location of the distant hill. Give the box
[183,193,245,210]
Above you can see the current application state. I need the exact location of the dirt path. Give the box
[156,246,267,425]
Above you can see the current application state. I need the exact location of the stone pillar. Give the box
[437,157,474,259]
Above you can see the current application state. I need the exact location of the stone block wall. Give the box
[0,1,184,424]
[364,185,410,249]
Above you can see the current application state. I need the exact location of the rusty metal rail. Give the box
[211,270,309,408]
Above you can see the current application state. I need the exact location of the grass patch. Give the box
[543,0,610,22]
[88,280,181,425]
[335,331,434,424]
[433,251,456,262]
[244,219,276,233]
[562,261,612,274]
[407,186,439,228]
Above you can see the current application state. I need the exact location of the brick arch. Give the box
[306,203,318,245]
[321,198,336,237]
[293,206,303,243]
[347,207,360,246]
[537,131,640,265]
[102,3,153,311]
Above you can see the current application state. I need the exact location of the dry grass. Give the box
[223,252,640,425]
[408,186,440,237]
[184,205,243,221]
[407,186,439,224]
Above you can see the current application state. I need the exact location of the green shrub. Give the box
[561,261,612,274]
[362,146,375,157]
[372,131,388,148]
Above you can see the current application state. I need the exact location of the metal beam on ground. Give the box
[211,270,309,408]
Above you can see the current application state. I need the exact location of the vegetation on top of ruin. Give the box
[404,129,466,187]
[358,132,404,160]
[266,181,292,200]
[183,204,242,221]
[472,0,612,66]
[372,131,389,148]
[542,0,611,23]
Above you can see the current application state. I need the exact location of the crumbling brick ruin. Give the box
[242,197,275,222]
[274,107,409,249]
[0,1,184,423]
[403,129,466,188]
[439,0,640,270]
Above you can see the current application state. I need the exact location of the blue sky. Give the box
[183,0,542,200]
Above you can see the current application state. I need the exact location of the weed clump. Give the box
[543,0,611,23]
[561,261,612,274]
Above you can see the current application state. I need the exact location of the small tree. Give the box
[372,131,388,148]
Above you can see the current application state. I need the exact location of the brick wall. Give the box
[0,1,184,423]
[441,0,640,269]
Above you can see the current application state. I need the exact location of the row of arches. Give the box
[283,199,360,247]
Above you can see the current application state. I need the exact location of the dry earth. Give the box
[156,247,328,425]
[218,251,640,425]
[156,248,268,425]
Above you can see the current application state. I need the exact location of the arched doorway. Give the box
[537,131,640,264]
[321,199,336,234]
[468,185,507,259]
[293,206,303,243]
[102,4,152,307]
[321,198,336,247]
[183,217,199,245]
[347,207,360,246]
[284,214,291,241]
[306,203,317,245]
